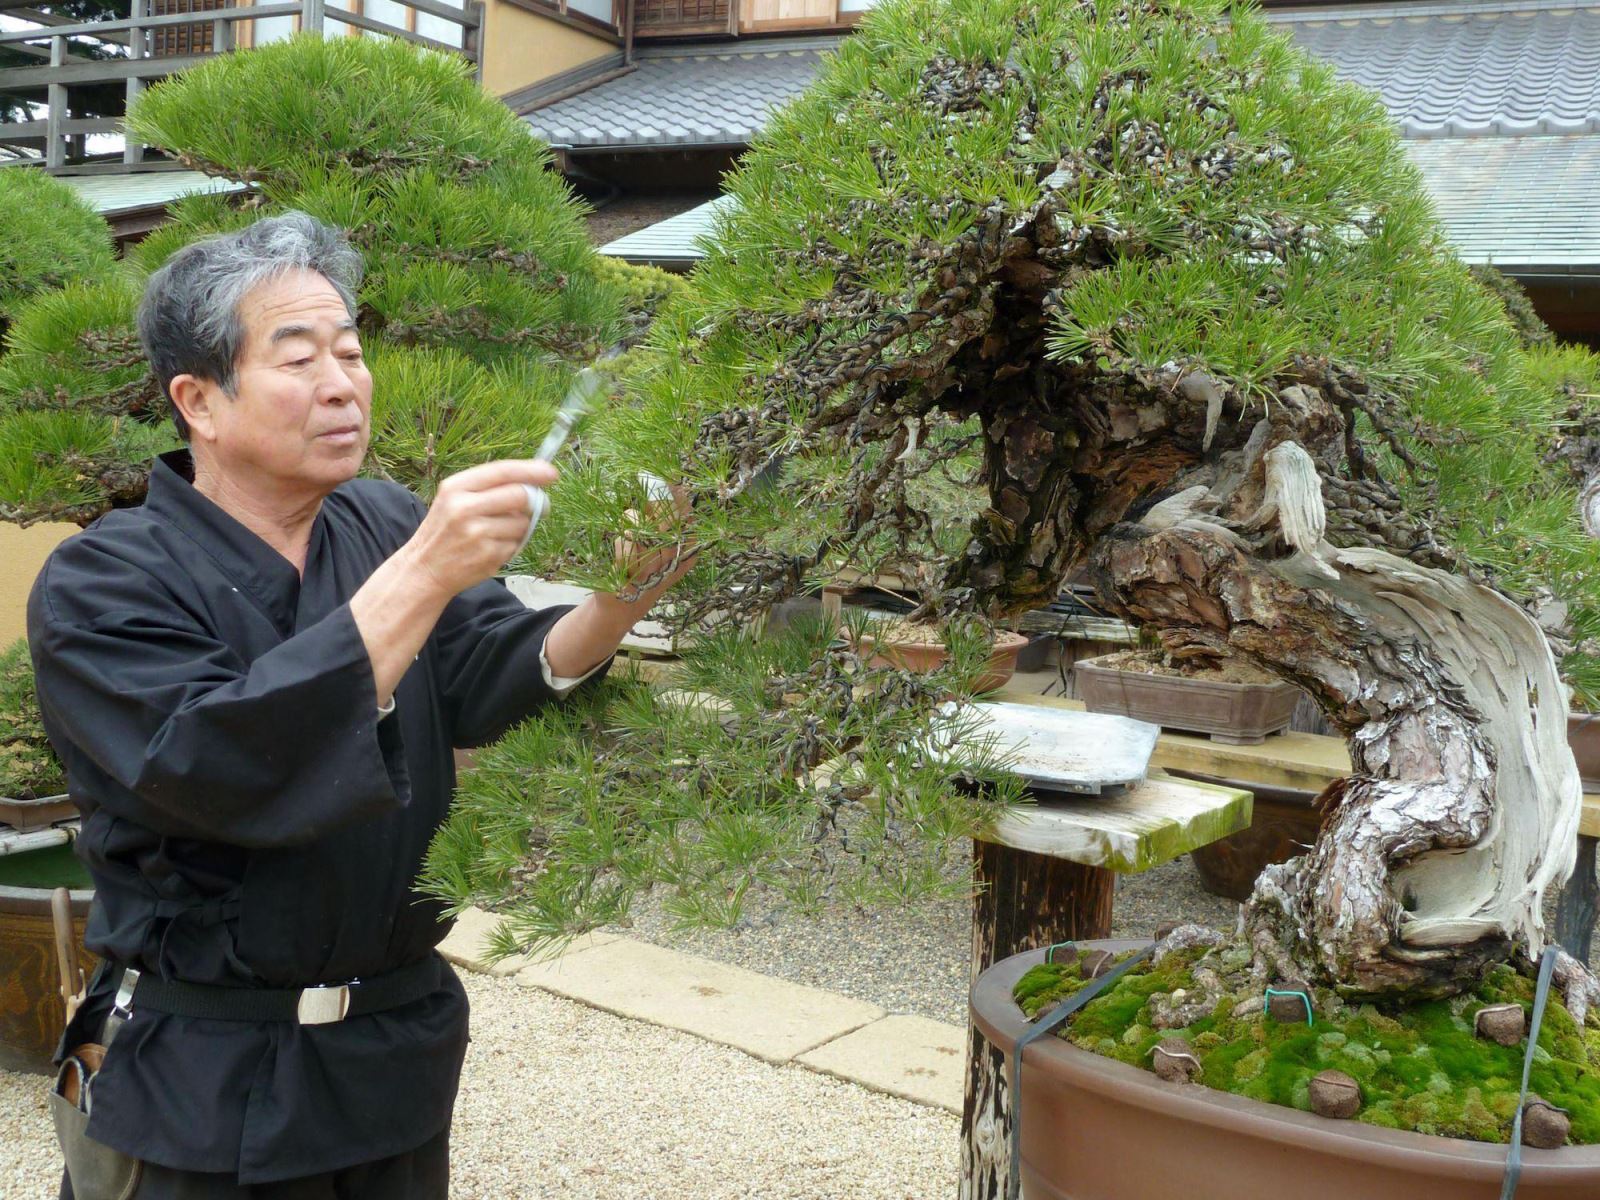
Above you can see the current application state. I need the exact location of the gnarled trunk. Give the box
[1087,433,1584,1001]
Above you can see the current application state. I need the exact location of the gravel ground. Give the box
[0,972,957,1199]
[608,853,1241,1027]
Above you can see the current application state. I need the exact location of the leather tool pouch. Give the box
[50,1041,142,1200]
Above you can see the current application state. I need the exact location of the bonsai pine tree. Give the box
[0,33,627,523]
[0,169,116,326]
[438,0,1600,1026]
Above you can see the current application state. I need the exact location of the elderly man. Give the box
[29,212,687,1198]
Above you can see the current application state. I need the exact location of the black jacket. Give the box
[28,450,605,1182]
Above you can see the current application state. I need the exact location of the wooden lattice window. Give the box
[149,0,228,57]
[636,0,729,28]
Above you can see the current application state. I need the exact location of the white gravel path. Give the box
[0,970,957,1199]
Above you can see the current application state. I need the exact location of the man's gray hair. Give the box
[137,211,364,439]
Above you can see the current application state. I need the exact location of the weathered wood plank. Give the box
[984,773,1252,872]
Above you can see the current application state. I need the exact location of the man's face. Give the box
[201,268,373,498]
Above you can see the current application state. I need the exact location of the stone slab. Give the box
[797,1015,964,1113]
[437,906,618,977]
[513,938,883,1063]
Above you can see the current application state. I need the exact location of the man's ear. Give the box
[169,374,221,443]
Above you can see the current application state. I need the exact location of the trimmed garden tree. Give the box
[0,33,626,524]
[423,0,1600,1185]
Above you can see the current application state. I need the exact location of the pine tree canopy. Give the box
[0,34,626,522]
[526,0,1599,702]
[0,170,116,323]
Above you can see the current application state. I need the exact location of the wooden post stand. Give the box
[960,840,1113,1200]
[955,770,1252,1200]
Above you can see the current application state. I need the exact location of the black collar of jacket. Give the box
[143,449,328,635]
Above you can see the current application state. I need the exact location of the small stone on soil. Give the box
[1522,1096,1571,1149]
[1308,1070,1361,1119]
[1267,988,1313,1024]
[1474,1003,1525,1046]
[1079,949,1115,978]
[1151,1037,1203,1083]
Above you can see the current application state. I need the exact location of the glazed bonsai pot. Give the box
[853,628,1030,693]
[971,943,1600,1199]
[1074,653,1302,745]
[0,792,75,833]
[0,848,95,1073]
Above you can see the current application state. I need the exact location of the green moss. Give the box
[1014,954,1600,1145]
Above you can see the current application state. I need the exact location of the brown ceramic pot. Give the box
[971,943,1600,1199]
[1075,654,1302,744]
[1568,713,1600,793]
[852,628,1029,693]
[1170,772,1324,901]
[0,883,95,1074]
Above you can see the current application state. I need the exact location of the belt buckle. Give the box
[296,983,351,1026]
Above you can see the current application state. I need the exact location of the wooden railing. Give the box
[0,0,483,170]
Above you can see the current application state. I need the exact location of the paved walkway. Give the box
[0,909,964,1198]
[442,909,966,1114]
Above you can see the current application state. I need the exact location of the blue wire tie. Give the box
[1044,941,1075,964]
[1264,986,1314,1026]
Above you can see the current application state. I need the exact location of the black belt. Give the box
[112,952,444,1027]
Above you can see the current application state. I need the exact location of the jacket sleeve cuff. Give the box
[538,642,610,696]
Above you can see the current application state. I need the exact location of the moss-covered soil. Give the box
[1014,947,1600,1144]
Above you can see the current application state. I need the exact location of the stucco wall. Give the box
[480,1,616,101]
[1,524,76,647]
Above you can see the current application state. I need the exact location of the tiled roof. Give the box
[601,136,1600,271]
[600,194,735,264]
[58,169,247,215]
[1281,0,1600,138]
[1404,133,1600,267]
[529,2,1599,150]
[524,37,840,149]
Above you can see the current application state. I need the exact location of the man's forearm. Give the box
[349,548,453,706]
[543,592,654,679]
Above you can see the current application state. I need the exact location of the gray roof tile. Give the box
[524,37,839,148]
[526,3,1600,149]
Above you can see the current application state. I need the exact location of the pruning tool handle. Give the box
[51,886,85,1023]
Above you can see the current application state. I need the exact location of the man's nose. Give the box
[315,352,359,402]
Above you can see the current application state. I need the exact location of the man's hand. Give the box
[401,459,559,601]
[542,481,698,680]
[613,482,697,606]
[350,459,556,707]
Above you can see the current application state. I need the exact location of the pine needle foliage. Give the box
[0,33,624,526]
[421,615,1026,951]
[0,638,65,800]
[0,170,115,323]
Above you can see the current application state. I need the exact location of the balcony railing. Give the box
[0,0,483,170]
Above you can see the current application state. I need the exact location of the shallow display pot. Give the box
[971,942,1600,1200]
[852,628,1029,693]
[0,792,75,833]
[1075,654,1302,744]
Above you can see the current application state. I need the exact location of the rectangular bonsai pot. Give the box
[1074,654,1302,745]
[0,793,75,834]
